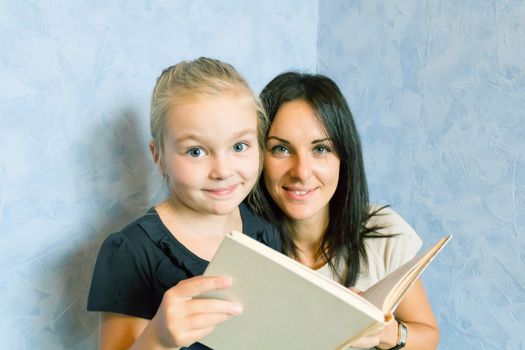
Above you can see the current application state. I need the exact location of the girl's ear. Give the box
[149,140,166,175]
[149,140,159,163]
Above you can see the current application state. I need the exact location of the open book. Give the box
[198,232,451,350]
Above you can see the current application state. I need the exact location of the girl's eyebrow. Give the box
[176,128,257,143]
[232,128,257,138]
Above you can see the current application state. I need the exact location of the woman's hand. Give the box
[346,287,382,348]
[347,280,439,350]
[347,326,383,348]
[345,287,398,349]
[373,316,399,349]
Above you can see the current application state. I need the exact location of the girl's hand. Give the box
[150,275,242,348]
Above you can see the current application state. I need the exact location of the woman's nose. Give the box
[288,153,312,180]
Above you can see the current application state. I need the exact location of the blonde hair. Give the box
[150,57,267,156]
[150,57,268,209]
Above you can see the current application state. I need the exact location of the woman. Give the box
[257,72,439,349]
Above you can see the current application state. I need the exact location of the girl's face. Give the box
[160,92,260,216]
[264,100,340,224]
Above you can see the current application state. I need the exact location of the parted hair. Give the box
[258,71,387,287]
[150,57,269,209]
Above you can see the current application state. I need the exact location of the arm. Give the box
[100,313,151,350]
[348,280,439,349]
[376,279,440,350]
[98,276,243,350]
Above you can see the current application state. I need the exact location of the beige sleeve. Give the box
[356,207,422,290]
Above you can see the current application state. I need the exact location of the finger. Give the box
[184,313,234,331]
[174,326,216,347]
[349,287,363,295]
[186,298,243,316]
[171,275,232,298]
[349,334,380,348]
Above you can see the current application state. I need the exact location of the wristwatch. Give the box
[388,320,408,350]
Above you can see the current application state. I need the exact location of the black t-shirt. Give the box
[87,203,281,350]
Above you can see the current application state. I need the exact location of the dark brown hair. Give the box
[257,72,387,286]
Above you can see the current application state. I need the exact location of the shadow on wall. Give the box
[34,109,155,349]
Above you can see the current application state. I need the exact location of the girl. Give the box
[258,72,439,349]
[88,58,281,350]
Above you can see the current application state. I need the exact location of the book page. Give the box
[362,235,451,314]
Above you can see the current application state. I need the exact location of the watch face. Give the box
[398,321,408,346]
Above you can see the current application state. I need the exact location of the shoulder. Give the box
[91,208,168,279]
[364,205,423,271]
[97,210,162,257]
[240,203,282,252]
[88,209,180,319]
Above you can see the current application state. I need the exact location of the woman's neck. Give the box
[285,209,329,269]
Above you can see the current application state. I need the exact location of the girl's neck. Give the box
[155,197,243,261]
[157,198,242,237]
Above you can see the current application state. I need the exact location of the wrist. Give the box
[376,319,407,350]
[132,316,178,350]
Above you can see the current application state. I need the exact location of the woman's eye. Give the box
[271,145,289,154]
[313,145,331,154]
[186,147,206,158]
[233,142,248,152]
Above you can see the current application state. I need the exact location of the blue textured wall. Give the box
[2,1,524,349]
[318,1,525,349]
[0,1,318,348]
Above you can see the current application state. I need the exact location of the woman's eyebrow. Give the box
[267,136,290,144]
[311,137,331,144]
[267,136,331,144]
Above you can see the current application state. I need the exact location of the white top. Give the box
[316,206,422,350]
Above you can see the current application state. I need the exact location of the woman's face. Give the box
[264,100,340,223]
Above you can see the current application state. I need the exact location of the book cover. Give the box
[198,232,451,350]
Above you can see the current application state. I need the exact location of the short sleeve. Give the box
[356,206,423,290]
[372,206,422,272]
[87,231,156,319]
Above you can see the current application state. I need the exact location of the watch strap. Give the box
[389,320,408,350]
[377,320,407,350]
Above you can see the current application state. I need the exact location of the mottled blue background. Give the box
[0,1,523,349]
[318,1,525,349]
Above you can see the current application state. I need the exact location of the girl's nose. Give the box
[209,154,233,180]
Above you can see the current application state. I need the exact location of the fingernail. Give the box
[232,304,243,315]
[222,276,233,287]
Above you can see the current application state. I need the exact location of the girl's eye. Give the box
[233,142,248,153]
[313,144,331,154]
[186,147,206,158]
[271,145,289,154]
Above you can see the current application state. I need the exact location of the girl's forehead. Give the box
[169,85,253,107]
[164,94,258,140]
